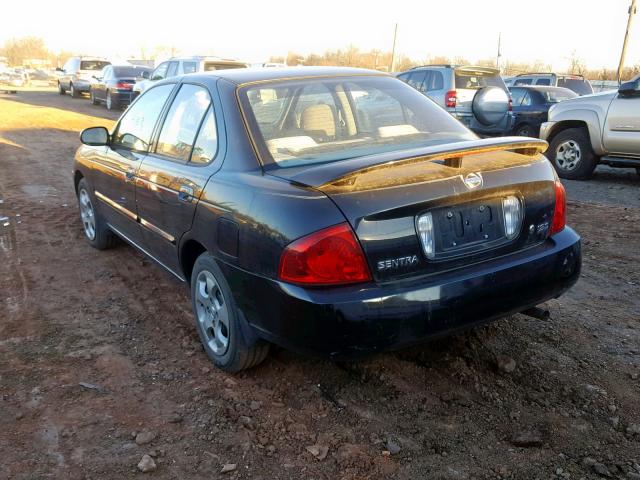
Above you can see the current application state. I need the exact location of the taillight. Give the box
[445,90,457,108]
[550,181,566,235]
[508,97,513,112]
[278,223,372,286]
[116,82,132,90]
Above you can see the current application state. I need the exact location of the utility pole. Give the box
[390,23,398,72]
[617,0,637,83]
[496,32,502,71]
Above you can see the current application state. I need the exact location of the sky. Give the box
[0,0,637,71]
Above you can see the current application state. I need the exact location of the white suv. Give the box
[133,56,247,97]
[57,57,111,97]
[397,65,514,137]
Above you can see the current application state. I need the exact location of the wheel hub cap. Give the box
[195,271,230,356]
[78,189,96,240]
[555,140,582,171]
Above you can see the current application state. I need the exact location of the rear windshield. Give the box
[540,89,578,103]
[239,76,476,168]
[203,62,246,71]
[557,78,593,95]
[455,72,505,90]
[80,60,110,71]
[112,66,150,77]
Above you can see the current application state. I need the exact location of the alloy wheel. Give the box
[555,140,582,171]
[78,188,96,240]
[195,270,230,356]
[106,93,112,110]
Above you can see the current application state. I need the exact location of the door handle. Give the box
[125,169,135,183]
[178,185,194,203]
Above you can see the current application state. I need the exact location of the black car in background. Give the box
[90,65,152,110]
[509,86,577,137]
[74,67,581,372]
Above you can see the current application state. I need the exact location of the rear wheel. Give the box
[191,253,269,373]
[70,83,80,98]
[58,82,66,95]
[76,178,116,250]
[547,128,597,180]
[106,91,118,110]
[514,123,536,137]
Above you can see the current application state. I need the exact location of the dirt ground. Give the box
[1,88,639,480]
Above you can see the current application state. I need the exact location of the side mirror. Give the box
[80,126,110,146]
[619,79,640,97]
[56,67,64,72]
[141,71,150,79]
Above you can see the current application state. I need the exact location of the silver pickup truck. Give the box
[540,75,640,179]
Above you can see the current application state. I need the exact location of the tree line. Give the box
[2,36,638,81]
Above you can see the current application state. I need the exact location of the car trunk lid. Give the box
[268,137,558,282]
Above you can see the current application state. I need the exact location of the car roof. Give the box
[509,85,576,93]
[183,66,387,85]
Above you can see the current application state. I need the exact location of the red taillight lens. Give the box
[550,181,566,235]
[278,223,372,286]
[116,81,132,90]
[508,97,513,112]
[445,90,457,108]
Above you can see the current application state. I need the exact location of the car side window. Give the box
[156,84,211,162]
[151,62,168,81]
[103,67,112,80]
[167,62,179,78]
[536,78,551,86]
[112,84,174,151]
[426,71,444,91]
[190,106,218,165]
[407,71,427,92]
[183,61,198,74]
[514,78,533,85]
[521,91,533,107]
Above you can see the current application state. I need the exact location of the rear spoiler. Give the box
[316,137,548,191]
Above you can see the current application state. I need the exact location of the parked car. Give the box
[509,86,577,137]
[397,65,514,136]
[89,65,152,110]
[73,67,580,372]
[509,73,594,96]
[540,75,640,179]
[132,56,247,97]
[57,57,111,97]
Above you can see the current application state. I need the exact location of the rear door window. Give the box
[151,62,168,81]
[535,78,551,86]
[183,61,198,74]
[155,84,211,162]
[80,60,110,71]
[167,62,179,78]
[190,107,218,165]
[112,84,174,151]
[557,78,593,95]
[406,71,427,92]
[509,88,526,106]
[514,78,533,86]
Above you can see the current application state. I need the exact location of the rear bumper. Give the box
[221,227,581,359]
[114,90,135,105]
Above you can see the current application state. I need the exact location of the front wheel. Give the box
[547,128,597,180]
[191,253,269,373]
[70,83,80,98]
[76,178,116,250]
[58,82,66,95]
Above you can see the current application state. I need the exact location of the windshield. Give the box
[80,60,110,71]
[557,78,593,95]
[540,88,578,103]
[203,62,246,71]
[112,66,150,77]
[239,76,476,168]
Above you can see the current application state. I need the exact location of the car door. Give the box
[95,66,110,101]
[603,81,640,156]
[88,84,175,244]
[135,83,218,274]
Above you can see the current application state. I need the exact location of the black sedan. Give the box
[73,67,581,372]
[89,65,151,110]
[509,86,577,137]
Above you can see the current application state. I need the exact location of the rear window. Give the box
[455,72,505,90]
[112,66,150,77]
[557,78,593,95]
[203,62,246,71]
[540,89,578,103]
[239,76,476,168]
[80,60,110,71]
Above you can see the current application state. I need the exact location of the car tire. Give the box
[70,83,80,98]
[106,91,118,110]
[90,90,99,105]
[58,82,66,95]
[191,252,269,373]
[514,123,536,137]
[547,128,597,180]
[76,178,116,250]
